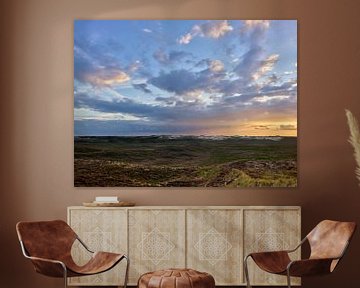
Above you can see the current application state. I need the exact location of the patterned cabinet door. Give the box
[68,208,128,286]
[244,209,301,286]
[128,209,186,284]
[187,209,243,285]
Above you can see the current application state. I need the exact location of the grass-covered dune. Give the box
[74,136,297,187]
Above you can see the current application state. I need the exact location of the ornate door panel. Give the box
[187,209,243,285]
[128,209,186,284]
[68,208,127,286]
[243,209,301,286]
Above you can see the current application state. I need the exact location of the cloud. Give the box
[155,96,178,105]
[153,49,168,64]
[253,95,290,103]
[209,60,224,72]
[127,60,141,73]
[178,20,233,44]
[74,36,123,69]
[230,21,274,86]
[220,76,297,106]
[240,20,271,47]
[153,49,192,64]
[194,58,210,68]
[75,91,216,129]
[75,92,217,125]
[181,90,206,103]
[74,38,131,87]
[252,54,280,80]
[149,51,294,106]
[233,45,264,83]
[85,69,130,87]
[169,50,192,62]
[74,83,126,103]
[225,44,236,57]
[149,63,226,96]
[178,33,193,45]
[143,28,152,33]
[260,78,297,95]
[243,20,270,31]
[149,69,201,95]
[74,86,297,136]
[252,125,271,130]
[279,124,297,130]
[199,20,234,38]
[75,93,167,119]
[195,58,225,71]
[266,74,281,84]
[132,83,152,94]
[74,107,143,121]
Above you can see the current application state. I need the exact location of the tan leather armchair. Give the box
[16,220,129,288]
[244,220,356,288]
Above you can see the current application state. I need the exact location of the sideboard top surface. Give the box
[68,205,301,210]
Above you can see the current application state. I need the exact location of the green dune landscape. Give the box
[74,136,297,187]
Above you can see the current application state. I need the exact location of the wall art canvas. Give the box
[74,20,297,187]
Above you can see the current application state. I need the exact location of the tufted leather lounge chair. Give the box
[244,220,356,288]
[16,220,129,288]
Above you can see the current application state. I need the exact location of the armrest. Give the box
[286,237,307,253]
[26,255,67,278]
[249,250,290,256]
[19,240,67,277]
[245,237,306,259]
[287,258,336,277]
[26,255,65,265]
[76,236,94,253]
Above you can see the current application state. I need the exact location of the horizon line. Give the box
[74,134,297,137]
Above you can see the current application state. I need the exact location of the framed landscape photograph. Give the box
[74,20,297,187]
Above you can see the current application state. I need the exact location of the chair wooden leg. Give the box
[244,255,252,288]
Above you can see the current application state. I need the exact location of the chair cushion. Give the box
[138,268,215,288]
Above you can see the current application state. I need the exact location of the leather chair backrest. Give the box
[16,220,77,261]
[307,220,356,260]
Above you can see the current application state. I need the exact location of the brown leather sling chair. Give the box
[244,220,356,288]
[16,220,129,288]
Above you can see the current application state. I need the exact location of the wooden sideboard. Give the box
[67,206,301,286]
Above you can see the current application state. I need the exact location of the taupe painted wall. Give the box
[1,0,360,287]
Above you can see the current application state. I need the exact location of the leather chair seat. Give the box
[65,251,124,276]
[250,251,291,274]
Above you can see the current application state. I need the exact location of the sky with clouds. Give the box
[74,20,297,136]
